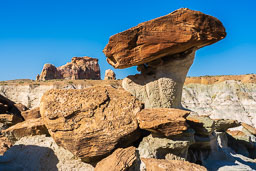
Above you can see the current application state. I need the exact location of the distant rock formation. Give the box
[104,69,116,80]
[37,56,101,81]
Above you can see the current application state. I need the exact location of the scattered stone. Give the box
[186,115,215,136]
[136,108,189,137]
[104,8,226,69]
[95,147,137,171]
[0,135,94,171]
[2,118,49,142]
[138,134,193,161]
[141,158,207,171]
[242,123,256,135]
[104,69,116,80]
[40,86,143,163]
[21,107,41,120]
[38,56,101,80]
[214,119,240,132]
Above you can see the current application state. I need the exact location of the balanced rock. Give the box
[141,158,207,171]
[214,119,240,132]
[136,108,189,137]
[95,147,137,171]
[38,56,101,80]
[40,86,143,163]
[104,69,116,80]
[2,118,49,142]
[108,8,226,109]
[104,8,226,69]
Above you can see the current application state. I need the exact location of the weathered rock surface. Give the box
[242,123,256,135]
[95,147,137,171]
[2,118,49,142]
[0,135,94,171]
[40,86,143,163]
[38,56,101,81]
[123,49,196,109]
[0,80,121,109]
[136,108,189,137]
[104,8,226,69]
[104,69,116,80]
[141,158,207,171]
[182,80,256,128]
[21,107,40,120]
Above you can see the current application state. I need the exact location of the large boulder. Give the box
[104,8,226,69]
[95,147,137,171]
[136,108,189,137]
[38,56,101,80]
[40,86,143,163]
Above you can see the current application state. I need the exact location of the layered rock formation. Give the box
[103,8,226,109]
[37,56,100,81]
[40,86,143,163]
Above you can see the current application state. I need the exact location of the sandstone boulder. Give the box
[104,8,226,69]
[104,69,116,80]
[95,147,137,171]
[40,86,143,163]
[38,56,101,80]
[136,108,189,137]
[21,107,41,120]
[141,158,207,171]
[2,118,49,142]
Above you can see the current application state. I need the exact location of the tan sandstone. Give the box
[40,86,143,163]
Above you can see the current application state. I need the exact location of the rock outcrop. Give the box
[104,69,116,80]
[40,86,143,163]
[21,107,40,120]
[106,8,226,109]
[95,147,137,171]
[38,56,100,81]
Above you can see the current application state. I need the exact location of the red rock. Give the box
[104,8,226,69]
[38,56,101,80]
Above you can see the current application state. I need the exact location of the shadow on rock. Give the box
[0,144,59,171]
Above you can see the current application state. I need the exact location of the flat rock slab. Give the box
[104,8,226,69]
[136,108,189,137]
[141,158,207,171]
[40,86,143,163]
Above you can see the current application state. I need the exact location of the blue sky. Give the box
[0,0,255,81]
